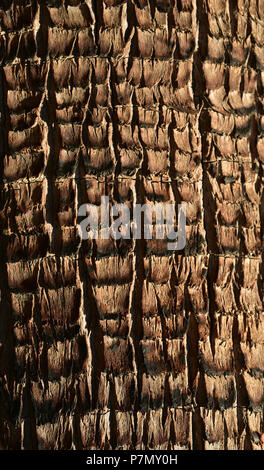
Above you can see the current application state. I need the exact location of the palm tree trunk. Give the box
[0,0,263,450]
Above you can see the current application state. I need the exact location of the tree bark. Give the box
[0,0,263,450]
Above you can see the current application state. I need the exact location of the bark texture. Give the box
[0,0,264,450]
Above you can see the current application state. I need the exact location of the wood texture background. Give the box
[0,0,264,450]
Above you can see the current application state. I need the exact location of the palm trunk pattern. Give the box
[0,0,264,450]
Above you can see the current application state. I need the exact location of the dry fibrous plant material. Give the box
[0,0,264,450]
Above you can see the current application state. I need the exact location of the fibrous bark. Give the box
[0,0,264,450]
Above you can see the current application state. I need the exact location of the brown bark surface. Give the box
[0,0,264,450]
